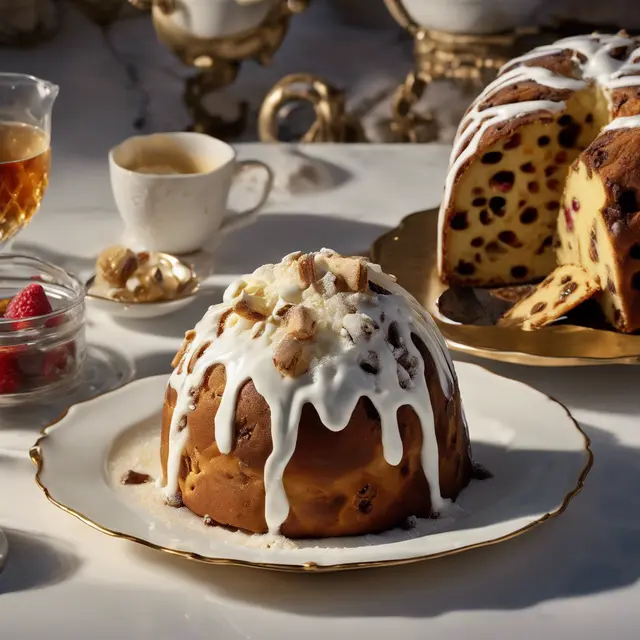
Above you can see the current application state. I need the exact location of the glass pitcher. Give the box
[0,73,58,250]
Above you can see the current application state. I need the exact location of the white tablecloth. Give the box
[0,140,639,639]
[1,6,640,635]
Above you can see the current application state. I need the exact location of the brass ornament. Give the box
[383,0,535,142]
[258,74,366,143]
[128,0,308,139]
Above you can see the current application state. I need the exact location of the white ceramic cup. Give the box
[109,132,273,255]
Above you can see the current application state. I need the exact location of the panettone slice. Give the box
[558,118,640,332]
[498,264,600,330]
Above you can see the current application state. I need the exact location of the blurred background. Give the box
[1,0,639,148]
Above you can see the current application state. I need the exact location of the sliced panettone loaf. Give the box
[498,264,600,330]
[438,32,640,287]
[558,117,640,332]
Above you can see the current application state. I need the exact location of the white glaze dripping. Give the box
[437,33,640,274]
[603,114,640,131]
[162,253,458,534]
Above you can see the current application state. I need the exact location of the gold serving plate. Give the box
[370,208,640,366]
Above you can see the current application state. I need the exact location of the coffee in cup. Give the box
[109,132,273,255]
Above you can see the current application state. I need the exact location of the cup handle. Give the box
[220,160,274,235]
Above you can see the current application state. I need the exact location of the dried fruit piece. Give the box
[564,206,574,231]
[0,353,20,394]
[359,351,379,374]
[121,470,152,485]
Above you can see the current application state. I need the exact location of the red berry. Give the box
[0,353,20,394]
[5,284,53,321]
[42,348,69,380]
[572,197,580,212]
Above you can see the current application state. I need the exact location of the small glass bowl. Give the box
[0,255,86,405]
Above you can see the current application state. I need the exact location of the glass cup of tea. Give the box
[0,73,58,251]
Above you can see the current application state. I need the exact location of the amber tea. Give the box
[0,122,51,244]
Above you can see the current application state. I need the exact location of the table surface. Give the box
[1,140,640,639]
[2,8,640,636]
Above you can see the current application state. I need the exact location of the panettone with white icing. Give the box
[438,32,640,288]
[160,250,472,538]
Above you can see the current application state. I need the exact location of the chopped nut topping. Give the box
[314,271,340,297]
[283,251,303,264]
[297,254,317,289]
[273,336,312,377]
[121,470,151,485]
[217,309,233,337]
[324,255,368,292]
[172,330,196,367]
[233,299,267,322]
[283,305,317,340]
[251,321,266,339]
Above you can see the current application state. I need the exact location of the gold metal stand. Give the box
[129,0,307,139]
[384,0,533,142]
[258,74,366,142]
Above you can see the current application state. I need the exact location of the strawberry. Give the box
[42,347,70,380]
[0,353,20,394]
[5,284,53,321]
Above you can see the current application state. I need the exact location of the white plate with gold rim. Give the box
[29,363,591,572]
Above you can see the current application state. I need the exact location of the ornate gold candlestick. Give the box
[129,0,307,139]
[384,0,534,142]
[258,73,366,142]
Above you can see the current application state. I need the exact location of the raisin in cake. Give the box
[439,32,640,287]
[498,264,600,330]
[161,250,472,539]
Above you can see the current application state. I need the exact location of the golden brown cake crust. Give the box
[161,335,472,539]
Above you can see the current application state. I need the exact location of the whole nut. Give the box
[97,246,139,288]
